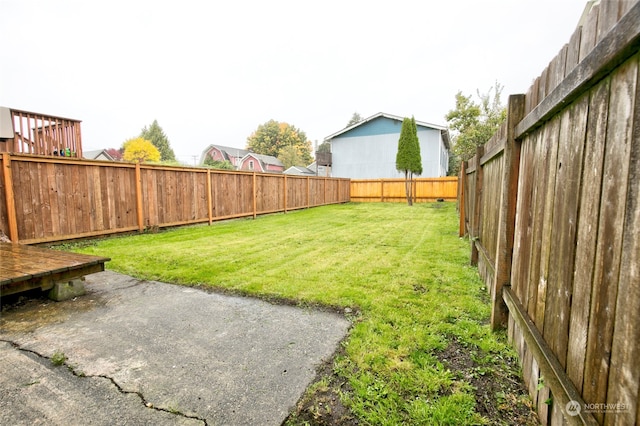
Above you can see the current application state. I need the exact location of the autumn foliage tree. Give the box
[246,120,312,165]
[122,137,161,163]
[277,145,304,169]
[140,120,176,162]
[396,117,422,206]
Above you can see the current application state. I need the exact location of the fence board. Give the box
[566,76,610,394]
[543,94,588,369]
[605,53,640,425]
[579,3,600,63]
[583,55,637,423]
[533,116,561,331]
[479,154,503,273]
[465,168,476,236]
[511,131,536,316]
[565,26,582,77]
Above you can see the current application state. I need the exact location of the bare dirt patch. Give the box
[437,338,539,425]
[284,344,359,426]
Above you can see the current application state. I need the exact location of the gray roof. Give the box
[83,149,114,161]
[284,166,316,176]
[200,144,250,164]
[243,153,284,167]
[324,112,450,149]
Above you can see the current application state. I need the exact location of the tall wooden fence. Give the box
[459,2,640,425]
[350,177,458,203]
[0,153,350,244]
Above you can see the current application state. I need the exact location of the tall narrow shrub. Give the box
[396,117,422,205]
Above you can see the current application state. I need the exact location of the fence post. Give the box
[207,169,213,225]
[381,179,384,202]
[1,153,19,242]
[135,162,144,232]
[252,172,257,219]
[470,146,484,266]
[491,94,526,330]
[459,162,466,237]
[324,177,327,204]
[283,174,288,213]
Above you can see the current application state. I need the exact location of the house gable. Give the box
[238,154,264,172]
[83,149,114,161]
[325,112,450,179]
[207,146,228,163]
[200,144,250,167]
[327,112,447,141]
[238,153,285,173]
[335,116,402,138]
[284,165,316,176]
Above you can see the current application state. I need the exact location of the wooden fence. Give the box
[350,177,458,203]
[0,153,350,244]
[459,1,640,425]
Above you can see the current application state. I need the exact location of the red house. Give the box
[200,144,250,168]
[237,153,284,173]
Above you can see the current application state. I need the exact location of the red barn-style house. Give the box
[200,144,284,173]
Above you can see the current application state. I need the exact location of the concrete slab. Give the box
[0,271,351,426]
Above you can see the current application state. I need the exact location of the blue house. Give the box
[324,112,450,178]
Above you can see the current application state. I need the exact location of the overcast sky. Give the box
[1,0,589,165]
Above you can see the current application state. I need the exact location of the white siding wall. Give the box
[331,128,445,179]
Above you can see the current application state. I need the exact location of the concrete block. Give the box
[48,278,86,301]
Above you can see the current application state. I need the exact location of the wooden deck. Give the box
[0,243,110,296]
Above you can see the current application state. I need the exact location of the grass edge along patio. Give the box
[72,202,538,425]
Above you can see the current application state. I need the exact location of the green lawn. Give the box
[73,202,534,425]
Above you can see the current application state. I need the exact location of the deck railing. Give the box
[0,108,82,158]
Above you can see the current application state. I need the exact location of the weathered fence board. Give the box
[0,154,349,244]
[566,76,610,396]
[583,55,637,425]
[605,67,640,424]
[543,94,588,369]
[458,2,640,424]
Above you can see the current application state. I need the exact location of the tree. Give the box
[445,83,506,175]
[346,112,363,127]
[140,120,176,162]
[122,137,161,163]
[277,145,304,169]
[316,141,331,153]
[396,117,422,206]
[203,156,235,170]
[246,120,312,165]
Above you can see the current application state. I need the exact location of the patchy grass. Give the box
[73,202,537,425]
[51,350,67,366]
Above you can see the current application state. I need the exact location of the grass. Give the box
[72,202,533,425]
[51,350,67,366]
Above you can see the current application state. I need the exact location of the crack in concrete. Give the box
[0,339,208,425]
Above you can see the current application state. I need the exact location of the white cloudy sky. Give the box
[1,0,588,164]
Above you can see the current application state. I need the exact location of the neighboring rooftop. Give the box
[324,112,450,149]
